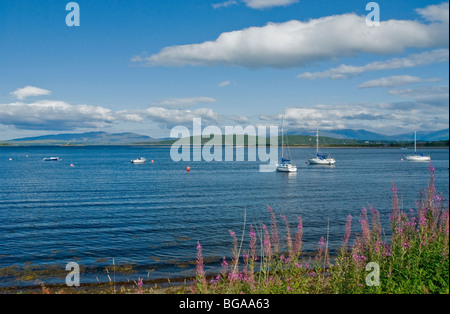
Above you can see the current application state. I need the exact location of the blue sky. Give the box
[0,0,448,140]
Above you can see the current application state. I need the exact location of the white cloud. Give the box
[133,3,448,68]
[298,49,449,80]
[358,75,440,88]
[0,100,118,130]
[1,86,223,131]
[10,86,51,100]
[219,80,232,87]
[387,85,449,107]
[416,2,449,23]
[280,100,449,134]
[212,1,238,9]
[242,0,298,9]
[141,107,219,128]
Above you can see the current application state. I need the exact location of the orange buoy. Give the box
[186,166,191,172]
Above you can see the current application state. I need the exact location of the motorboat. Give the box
[131,157,147,164]
[43,157,60,162]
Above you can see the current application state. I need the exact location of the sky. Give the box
[0,0,448,140]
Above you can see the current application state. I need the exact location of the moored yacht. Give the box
[277,117,297,173]
[307,127,336,165]
[405,131,431,162]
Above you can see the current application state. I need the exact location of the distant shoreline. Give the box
[0,143,448,149]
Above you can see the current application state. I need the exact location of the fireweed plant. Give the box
[194,165,449,294]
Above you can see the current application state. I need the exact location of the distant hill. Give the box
[5,128,448,146]
[391,129,449,142]
[287,128,449,142]
[9,132,160,145]
[140,134,363,146]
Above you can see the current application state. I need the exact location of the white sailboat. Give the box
[277,118,297,172]
[307,126,336,165]
[405,131,431,162]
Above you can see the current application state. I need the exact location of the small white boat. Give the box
[405,154,431,162]
[277,162,298,172]
[131,157,147,164]
[43,157,60,162]
[277,117,297,173]
[405,131,431,162]
[307,127,336,165]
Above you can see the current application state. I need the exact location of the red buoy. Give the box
[186,166,191,172]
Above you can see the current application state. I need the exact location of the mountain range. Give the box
[8,132,161,144]
[286,128,449,142]
[3,128,448,145]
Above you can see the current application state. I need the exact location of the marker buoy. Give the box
[9,158,12,161]
[186,166,191,172]
[70,164,74,167]
[151,160,154,163]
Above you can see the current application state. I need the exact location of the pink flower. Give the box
[428,165,435,174]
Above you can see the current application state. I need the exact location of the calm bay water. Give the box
[0,146,448,287]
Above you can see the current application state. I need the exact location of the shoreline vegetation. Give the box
[1,164,448,294]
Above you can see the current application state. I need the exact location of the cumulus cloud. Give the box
[0,100,118,130]
[10,86,51,100]
[0,86,224,131]
[358,75,440,88]
[298,49,449,80]
[0,99,222,131]
[140,107,219,128]
[133,3,448,68]
[416,2,449,23]
[279,100,449,134]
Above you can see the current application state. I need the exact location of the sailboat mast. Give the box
[414,131,417,153]
[316,126,319,154]
[281,118,284,159]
